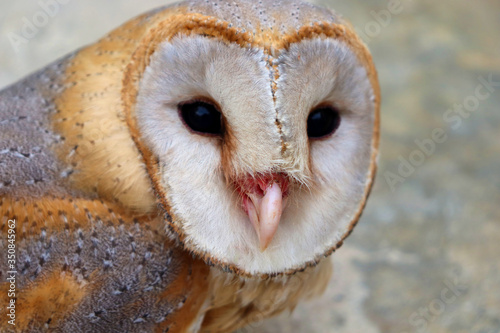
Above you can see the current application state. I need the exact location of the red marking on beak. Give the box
[235,173,289,251]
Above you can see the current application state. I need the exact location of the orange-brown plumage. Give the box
[0,196,209,332]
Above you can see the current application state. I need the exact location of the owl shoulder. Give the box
[0,196,209,332]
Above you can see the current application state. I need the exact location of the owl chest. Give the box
[198,261,332,333]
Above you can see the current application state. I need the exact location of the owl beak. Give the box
[244,181,286,252]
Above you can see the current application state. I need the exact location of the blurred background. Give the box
[1,1,499,332]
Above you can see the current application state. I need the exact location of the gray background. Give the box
[1,1,499,332]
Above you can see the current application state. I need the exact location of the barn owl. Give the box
[0,0,380,332]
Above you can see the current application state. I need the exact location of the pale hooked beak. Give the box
[242,179,288,251]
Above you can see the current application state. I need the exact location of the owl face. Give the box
[129,1,379,277]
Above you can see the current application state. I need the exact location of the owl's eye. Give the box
[179,101,222,135]
[307,106,341,139]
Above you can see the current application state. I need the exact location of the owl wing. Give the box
[0,57,209,333]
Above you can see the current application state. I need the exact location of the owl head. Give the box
[113,0,380,277]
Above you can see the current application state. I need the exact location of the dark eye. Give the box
[179,101,222,135]
[307,106,341,139]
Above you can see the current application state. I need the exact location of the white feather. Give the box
[136,35,375,275]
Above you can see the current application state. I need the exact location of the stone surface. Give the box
[1,1,499,332]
